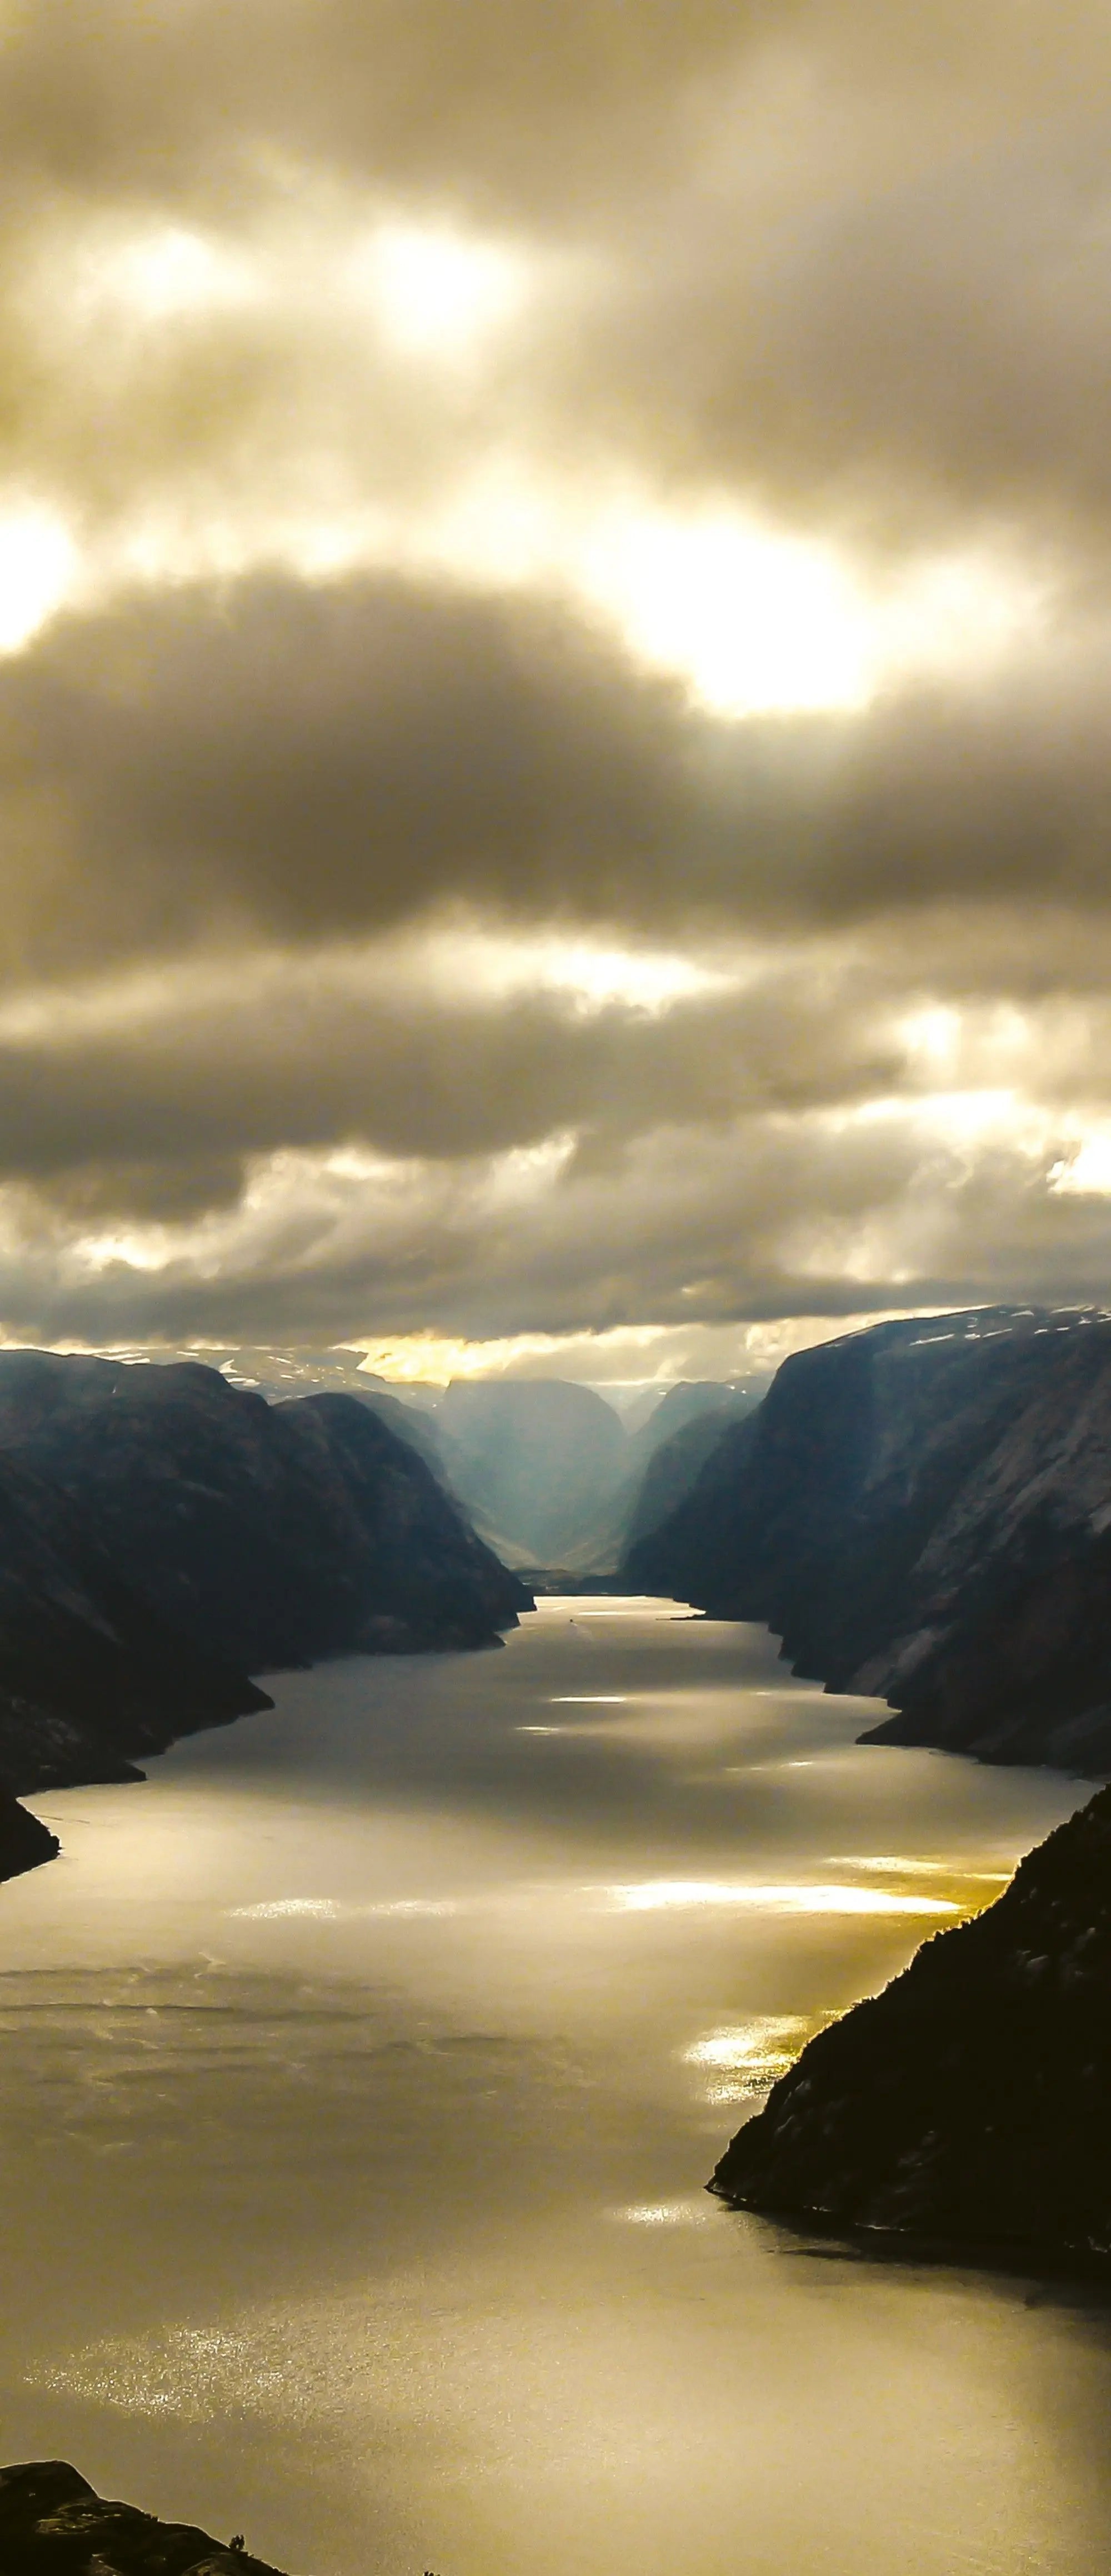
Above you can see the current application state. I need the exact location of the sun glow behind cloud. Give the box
[577,508,872,715]
[347,222,530,358]
[84,224,257,322]
[0,509,76,653]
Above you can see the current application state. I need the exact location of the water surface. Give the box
[1,1600,1108,2575]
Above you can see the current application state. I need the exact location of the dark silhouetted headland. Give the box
[710,1784,1111,2264]
[0,1350,528,1875]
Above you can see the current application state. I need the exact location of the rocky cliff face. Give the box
[624,1307,1111,1768]
[602,1382,758,1565]
[0,1437,271,1807]
[0,1351,528,1850]
[710,1784,1111,2264]
[0,2459,291,2573]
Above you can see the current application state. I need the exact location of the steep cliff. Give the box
[710,1784,1111,2263]
[0,1439,271,1805]
[0,1352,528,1828]
[624,1308,1111,1767]
[0,2459,292,2573]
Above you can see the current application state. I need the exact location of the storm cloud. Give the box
[0,1,1109,1362]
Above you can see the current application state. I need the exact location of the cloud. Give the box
[0,573,730,970]
[0,2,1109,1352]
[11,905,1111,1223]
[0,4,1109,562]
[0,2,772,214]
[6,569,1111,985]
[0,1084,1105,1352]
[0,932,905,1190]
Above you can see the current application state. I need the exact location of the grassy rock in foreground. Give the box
[711,1784,1111,2263]
[0,2460,293,2573]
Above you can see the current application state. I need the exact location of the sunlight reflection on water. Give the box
[2,1598,1107,2576]
[603,1878,960,1915]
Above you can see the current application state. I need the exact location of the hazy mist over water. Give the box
[1,1600,1109,2576]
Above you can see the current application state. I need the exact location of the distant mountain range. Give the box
[159,1348,767,1571]
[0,1348,528,1877]
[625,1307,1111,1772]
[419,1374,762,1570]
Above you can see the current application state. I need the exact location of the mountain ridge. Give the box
[0,1350,528,1876]
[624,1307,1111,1769]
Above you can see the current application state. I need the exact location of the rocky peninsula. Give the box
[625,1305,1111,1769]
[710,1783,1111,2264]
[0,2459,293,2573]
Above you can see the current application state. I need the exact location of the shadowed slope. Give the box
[625,1308,1111,1768]
[0,1352,528,1853]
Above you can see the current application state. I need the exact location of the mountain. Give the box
[710,1783,1111,2265]
[620,1383,759,1556]
[0,2459,291,2573]
[0,1437,271,1800]
[153,1351,768,1570]
[436,1377,628,1564]
[624,1307,1111,1769]
[0,1351,528,1843]
[214,1352,766,1563]
[552,1379,757,1573]
[428,1375,765,1572]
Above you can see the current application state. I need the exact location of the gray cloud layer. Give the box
[4,4,1111,548]
[1,2,1109,1350]
[4,571,1111,978]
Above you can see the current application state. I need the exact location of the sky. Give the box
[2,0,1111,1380]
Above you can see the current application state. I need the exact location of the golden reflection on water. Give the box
[603,1878,960,1915]
[3,1598,1107,2576]
[229,1896,459,1919]
[606,2200,712,2227]
[683,2017,820,2102]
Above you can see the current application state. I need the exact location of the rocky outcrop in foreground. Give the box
[0,1350,528,1847]
[711,1785,1111,2262]
[0,2459,292,2573]
[625,1307,1111,1768]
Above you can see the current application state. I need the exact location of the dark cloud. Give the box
[563,117,1111,544]
[2,3,1110,553]
[0,926,912,1215]
[0,574,724,971]
[6,570,1111,980]
[0,2,782,214]
[0,2,1109,1348]
[0,1086,1103,1351]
